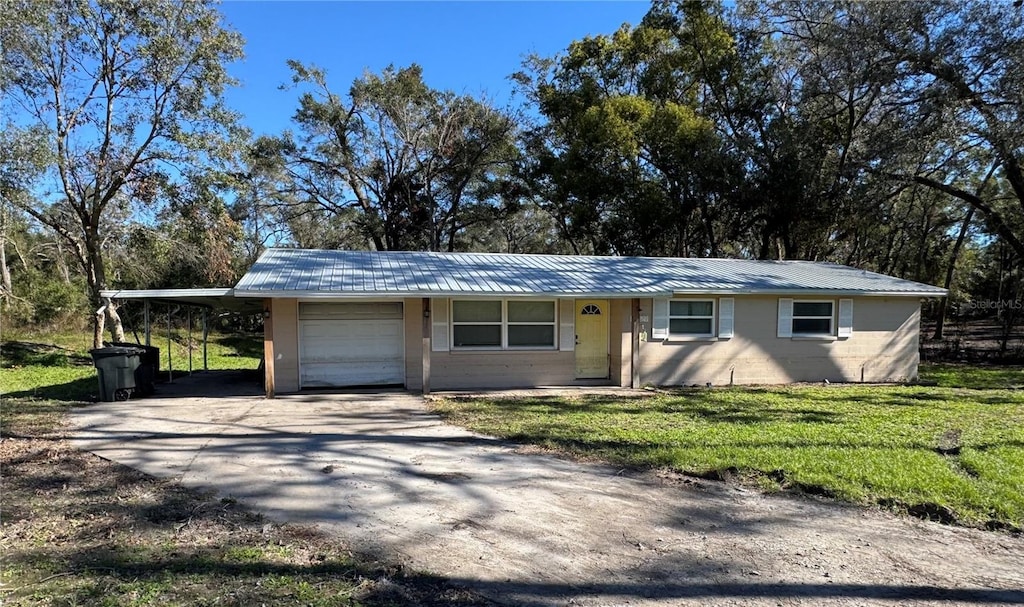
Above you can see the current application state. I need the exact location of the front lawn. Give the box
[919,362,1024,390]
[430,364,1024,531]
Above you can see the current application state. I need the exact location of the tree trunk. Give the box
[106,297,126,343]
[914,205,934,281]
[997,244,1010,355]
[0,234,12,301]
[94,303,106,350]
[85,226,106,349]
[700,197,718,257]
[912,174,1024,260]
[757,228,772,260]
[933,206,975,340]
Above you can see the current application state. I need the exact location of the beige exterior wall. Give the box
[404,298,424,391]
[270,298,300,392]
[429,298,635,390]
[609,299,632,387]
[638,296,921,386]
[267,294,922,392]
[430,351,577,389]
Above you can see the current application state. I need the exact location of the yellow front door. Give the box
[575,299,609,379]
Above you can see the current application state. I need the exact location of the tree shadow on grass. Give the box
[0,341,91,367]
[22,547,479,606]
[685,404,840,424]
[2,438,489,607]
[214,334,264,359]
[5,376,96,402]
[480,395,845,425]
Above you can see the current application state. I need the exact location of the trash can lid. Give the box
[90,346,144,357]
[108,342,158,352]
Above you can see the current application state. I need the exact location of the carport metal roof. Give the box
[99,288,263,381]
[100,288,263,313]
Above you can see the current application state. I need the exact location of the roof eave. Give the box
[99,288,261,312]
[232,289,676,299]
[671,288,947,298]
[233,288,947,299]
[101,288,235,299]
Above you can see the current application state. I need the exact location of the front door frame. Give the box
[574,299,610,379]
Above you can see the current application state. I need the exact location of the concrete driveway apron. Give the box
[71,382,1024,607]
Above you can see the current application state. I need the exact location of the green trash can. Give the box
[90,346,143,401]
[109,342,159,396]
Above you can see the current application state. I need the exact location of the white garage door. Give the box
[299,302,404,388]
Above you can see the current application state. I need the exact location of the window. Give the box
[792,301,833,335]
[452,301,502,347]
[507,300,556,347]
[669,299,715,336]
[452,300,556,349]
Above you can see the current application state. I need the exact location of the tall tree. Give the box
[0,125,51,306]
[1,0,244,347]
[515,8,739,257]
[265,63,518,252]
[760,0,1024,258]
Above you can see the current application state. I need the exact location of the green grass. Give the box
[0,330,262,406]
[1,326,263,371]
[430,364,1024,530]
[135,328,263,372]
[919,362,1024,389]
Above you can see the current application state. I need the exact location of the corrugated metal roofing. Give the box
[233,249,947,298]
[100,289,263,312]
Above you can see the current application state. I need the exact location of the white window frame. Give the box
[506,299,558,350]
[668,298,716,338]
[450,299,558,351]
[791,300,834,336]
[450,299,503,349]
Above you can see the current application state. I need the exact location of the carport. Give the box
[100,288,264,383]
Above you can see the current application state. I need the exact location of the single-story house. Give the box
[226,249,945,395]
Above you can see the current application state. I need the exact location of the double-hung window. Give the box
[792,301,833,335]
[507,300,556,347]
[451,300,556,349]
[451,301,503,347]
[669,300,715,337]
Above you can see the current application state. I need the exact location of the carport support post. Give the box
[421,298,431,395]
[631,298,641,389]
[263,299,275,398]
[202,309,208,371]
[187,308,193,375]
[167,306,173,383]
[144,300,151,346]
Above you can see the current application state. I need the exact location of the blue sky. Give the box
[219,1,650,136]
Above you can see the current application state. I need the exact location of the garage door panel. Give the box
[301,361,401,387]
[301,322,402,357]
[299,306,404,387]
[299,302,403,319]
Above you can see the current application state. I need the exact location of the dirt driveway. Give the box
[71,374,1024,606]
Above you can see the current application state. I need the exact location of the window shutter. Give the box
[838,298,853,338]
[431,298,449,352]
[558,299,575,351]
[652,298,669,340]
[718,297,734,339]
[777,298,793,338]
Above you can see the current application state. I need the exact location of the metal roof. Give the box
[100,288,263,313]
[232,249,946,298]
